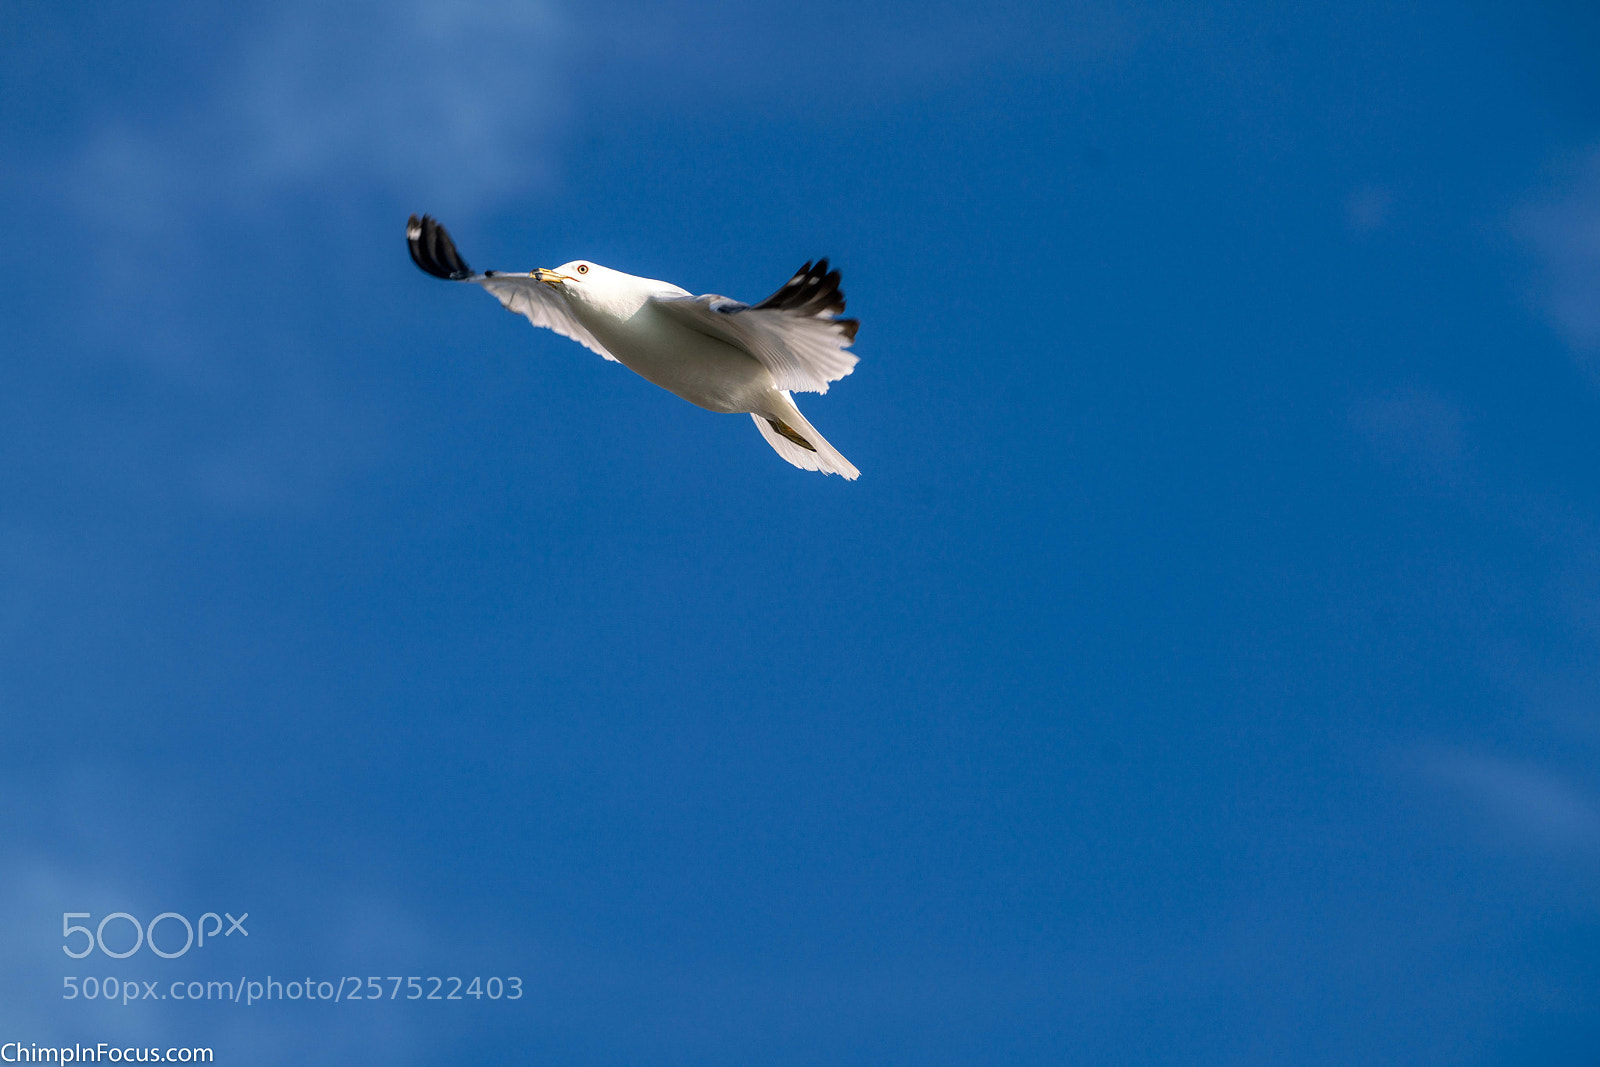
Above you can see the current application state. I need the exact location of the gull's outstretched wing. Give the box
[650,259,860,394]
[476,274,618,362]
[407,215,617,362]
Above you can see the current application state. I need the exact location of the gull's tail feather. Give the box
[407,214,474,280]
[752,392,859,480]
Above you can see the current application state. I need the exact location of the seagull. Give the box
[407,215,861,479]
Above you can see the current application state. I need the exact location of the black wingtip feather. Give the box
[752,257,851,320]
[407,214,474,280]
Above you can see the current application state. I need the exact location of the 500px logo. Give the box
[62,912,248,960]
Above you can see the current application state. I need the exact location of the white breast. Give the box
[576,301,777,414]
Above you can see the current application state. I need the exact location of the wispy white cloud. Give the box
[33,2,571,515]
[58,0,1151,230]
[1514,146,1600,367]
[232,0,569,208]
[1421,750,1600,856]
[70,0,571,230]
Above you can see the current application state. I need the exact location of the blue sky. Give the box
[3,1,1600,1063]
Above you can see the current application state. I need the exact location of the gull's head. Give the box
[534,261,651,317]
[535,261,613,288]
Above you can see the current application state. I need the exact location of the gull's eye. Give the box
[576,264,589,275]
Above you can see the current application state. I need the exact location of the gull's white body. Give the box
[552,265,772,415]
[407,216,861,479]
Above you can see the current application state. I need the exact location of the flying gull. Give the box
[407,215,861,479]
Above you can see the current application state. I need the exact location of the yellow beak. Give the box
[533,268,570,286]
